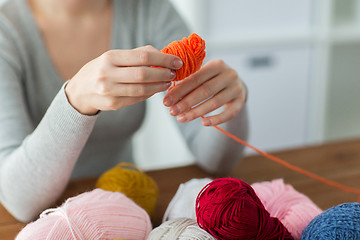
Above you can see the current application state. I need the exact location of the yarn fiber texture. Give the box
[95,163,159,218]
[163,178,212,222]
[16,189,152,240]
[147,218,215,240]
[251,179,322,240]
[301,202,360,240]
[196,178,294,240]
[160,33,206,81]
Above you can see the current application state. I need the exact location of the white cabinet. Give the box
[207,0,313,40]
[325,43,360,140]
[208,46,312,153]
[134,0,360,169]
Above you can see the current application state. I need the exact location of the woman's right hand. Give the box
[65,45,183,115]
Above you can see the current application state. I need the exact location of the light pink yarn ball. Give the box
[251,179,322,240]
[16,189,152,240]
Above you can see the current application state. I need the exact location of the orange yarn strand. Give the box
[212,123,360,199]
[161,33,360,201]
[160,33,206,82]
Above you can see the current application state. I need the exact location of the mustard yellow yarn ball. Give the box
[96,163,159,218]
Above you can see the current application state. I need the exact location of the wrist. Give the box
[64,81,99,115]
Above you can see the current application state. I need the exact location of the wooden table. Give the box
[1,138,360,239]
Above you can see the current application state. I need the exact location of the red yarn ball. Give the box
[195,178,294,240]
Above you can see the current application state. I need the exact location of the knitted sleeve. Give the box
[0,18,97,222]
[147,0,249,175]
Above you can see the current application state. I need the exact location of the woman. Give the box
[0,0,248,222]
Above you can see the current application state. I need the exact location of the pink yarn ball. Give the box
[16,189,152,240]
[251,179,323,240]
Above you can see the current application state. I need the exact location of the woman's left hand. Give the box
[163,59,247,126]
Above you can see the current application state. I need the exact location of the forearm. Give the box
[0,84,97,222]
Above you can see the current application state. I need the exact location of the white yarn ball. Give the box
[163,178,212,222]
[147,218,215,240]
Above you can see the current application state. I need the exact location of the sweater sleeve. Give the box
[147,0,250,175]
[0,29,98,222]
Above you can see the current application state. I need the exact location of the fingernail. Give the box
[165,82,172,88]
[202,118,211,126]
[173,59,183,69]
[170,70,176,80]
[170,105,179,116]
[177,114,187,122]
[163,95,173,106]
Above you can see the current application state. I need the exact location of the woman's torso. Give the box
[0,0,153,178]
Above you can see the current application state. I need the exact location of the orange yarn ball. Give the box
[161,33,206,81]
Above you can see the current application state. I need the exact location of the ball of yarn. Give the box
[251,179,322,240]
[16,189,152,240]
[160,33,206,81]
[301,202,360,240]
[148,218,215,240]
[163,178,212,222]
[95,163,159,218]
[196,178,294,240]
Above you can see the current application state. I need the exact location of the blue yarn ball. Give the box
[301,202,360,240]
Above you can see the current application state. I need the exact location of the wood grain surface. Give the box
[1,138,360,239]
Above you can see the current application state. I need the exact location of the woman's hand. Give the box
[65,45,183,115]
[163,59,247,126]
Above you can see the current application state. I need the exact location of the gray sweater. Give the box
[0,0,248,222]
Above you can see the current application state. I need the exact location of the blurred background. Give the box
[133,0,360,170]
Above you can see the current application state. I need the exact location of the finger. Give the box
[102,46,183,69]
[108,66,177,83]
[176,84,240,122]
[96,82,172,97]
[201,98,244,126]
[163,60,226,106]
[168,74,231,116]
